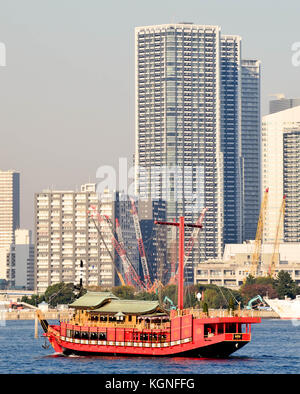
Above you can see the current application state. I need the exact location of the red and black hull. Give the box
[45,315,259,358]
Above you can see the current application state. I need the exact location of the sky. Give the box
[0,0,299,231]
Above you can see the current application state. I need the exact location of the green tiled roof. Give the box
[69,291,119,309]
[93,299,164,315]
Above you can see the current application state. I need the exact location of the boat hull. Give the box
[60,341,248,358]
[264,296,300,319]
[47,329,251,358]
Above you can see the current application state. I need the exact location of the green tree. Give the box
[274,271,300,299]
[44,282,76,307]
[111,285,135,299]
[21,294,45,306]
[202,302,209,315]
[244,275,256,285]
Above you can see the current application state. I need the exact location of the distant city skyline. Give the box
[0,0,299,231]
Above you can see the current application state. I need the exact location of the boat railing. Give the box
[64,318,171,331]
[188,308,260,319]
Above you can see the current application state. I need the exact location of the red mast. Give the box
[155,217,202,311]
[178,216,184,310]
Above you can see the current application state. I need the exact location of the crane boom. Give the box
[130,197,152,290]
[250,188,269,277]
[88,206,144,290]
[87,207,126,286]
[269,195,286,277]
[101,214,146,291]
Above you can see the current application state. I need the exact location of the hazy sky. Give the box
[0,0,299,231]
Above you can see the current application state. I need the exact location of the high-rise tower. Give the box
[135,23,223,282]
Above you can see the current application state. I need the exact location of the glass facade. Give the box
[241,60,261,241]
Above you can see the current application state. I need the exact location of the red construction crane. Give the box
[101,214,146,291]
[88,206,145,291]
[130,197,152,291]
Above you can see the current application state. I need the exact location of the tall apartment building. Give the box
[6,229,34,290]
[0,170,20,280]
[35,184,138,294]
[269,96,300,114]
[35,184,100,294]
[0,170,20,250]
[135,23,261,282]
[135,23,224,283]
[221,35,243,244]
[283,127,300,241]
[261,105,300,243]
[241,60,261,241]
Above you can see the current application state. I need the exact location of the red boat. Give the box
[37,217,261,357]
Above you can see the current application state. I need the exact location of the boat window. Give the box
[99,332,107,340]
[81,331,89,340]
[90,332,98,340]
[74,331,81,339]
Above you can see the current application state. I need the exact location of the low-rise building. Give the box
[194,242,300,289]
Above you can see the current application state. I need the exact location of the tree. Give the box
[21,294,44,306]
[202,302,209,315]
[44,282,76,307]
[244,275,256,285]
[241,283,278,304]
[111,285,135,299]
[274,271,300,299]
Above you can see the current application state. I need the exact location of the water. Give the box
[1,319,300,374]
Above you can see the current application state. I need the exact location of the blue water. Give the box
[1,319,300,374]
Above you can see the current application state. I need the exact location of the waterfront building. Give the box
[35,183,100,294]
[35,184,138,294]
[261,105,300,243]
[269,95,300,114]
[221,35,243,244]
[0,170,20,281]
[194,242,300,289]
[135,23,224,283]
[6,229,34,290]
[134,23,261,283]
[241,60,261,241]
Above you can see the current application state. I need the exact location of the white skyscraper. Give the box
[0,170,20,280]
[0,170,20,250]
[261,105,300,243]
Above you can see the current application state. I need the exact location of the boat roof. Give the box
[69,291,119,309]
[92,299,165,316]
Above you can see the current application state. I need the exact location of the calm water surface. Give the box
[1,319,300,374]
